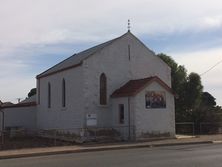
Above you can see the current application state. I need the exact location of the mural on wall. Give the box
[145,91,166,108]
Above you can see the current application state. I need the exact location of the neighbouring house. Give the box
[0,101,14,107]
[0,31,175,140]
[0,96,37,133]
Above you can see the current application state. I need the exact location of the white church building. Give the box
[0,31,175,141]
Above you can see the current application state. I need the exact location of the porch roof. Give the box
[111,76,175,98]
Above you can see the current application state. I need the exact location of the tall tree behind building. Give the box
[157,53,222,123]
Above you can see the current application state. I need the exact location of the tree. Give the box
[158,54,218,121]
[158,53,188,121]
[185,72,203,110]
[158,53,222,134]
[28,88,36,97]
[197,92,219,123]
[201,92,216,107]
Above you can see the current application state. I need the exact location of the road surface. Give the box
[1,143,222,167]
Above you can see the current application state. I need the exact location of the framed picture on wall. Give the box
[145,91,166,109]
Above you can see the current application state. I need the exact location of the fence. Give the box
[0,126,135,150]
[199,122,222,134]
[176,122,195,135]
[176,122,222,135]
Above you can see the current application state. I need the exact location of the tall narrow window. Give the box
[100,73,107,105]
[62,78,66,107]
[119,104,124,124]
[48,82,51,108]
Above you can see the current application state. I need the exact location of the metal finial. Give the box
[128,19,131,32]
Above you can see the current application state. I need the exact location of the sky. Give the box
[0,0,222,105]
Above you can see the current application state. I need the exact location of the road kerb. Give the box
[0,140,217,160]
[212,140,222,144]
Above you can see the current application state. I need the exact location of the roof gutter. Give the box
[36,61,83,79]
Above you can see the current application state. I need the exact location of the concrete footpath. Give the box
[0,134,222,159]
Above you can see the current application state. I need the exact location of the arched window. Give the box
[100,73,107,105]
[62,78,66,107]
[48,82,51,108]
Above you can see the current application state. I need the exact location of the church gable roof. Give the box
[111,76,175,98]
[36,33,127,79]
[37,31,169,79]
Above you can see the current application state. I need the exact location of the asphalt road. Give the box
[1,144,222,167]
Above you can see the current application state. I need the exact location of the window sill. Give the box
[97,104,109,108]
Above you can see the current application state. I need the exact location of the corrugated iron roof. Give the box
[37,33,127,79]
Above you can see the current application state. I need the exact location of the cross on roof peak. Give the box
[128,19,131,32]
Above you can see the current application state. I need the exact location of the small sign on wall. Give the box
[86,113,97,126]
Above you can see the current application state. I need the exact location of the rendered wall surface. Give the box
[1,106,37,130]
[133,82,175,138]
[37,65,84,130]
[82,32,171,128]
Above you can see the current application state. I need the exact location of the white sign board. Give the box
[86,113,97,126]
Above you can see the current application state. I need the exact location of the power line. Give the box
[200,59,222,76]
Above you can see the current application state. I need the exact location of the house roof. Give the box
[0,102,36,109]
[0,102,14,107]
[36,33,127,79]
[111,76,175,98]
[0,95,37,109]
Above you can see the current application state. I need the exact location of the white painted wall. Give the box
[0,111,3,131]
[111,97,135,140]
[127,34,172,86]
[82,32,171,128]
[82,36,131,127]
[37,65,84,130]
[133,81,175,138]
[1,106,37,130]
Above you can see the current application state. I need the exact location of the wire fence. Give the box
[199,122,222,134]
[176,122,195,135]
[176,122,222,135]
[0,126,135,150]
[1,123,222,150]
